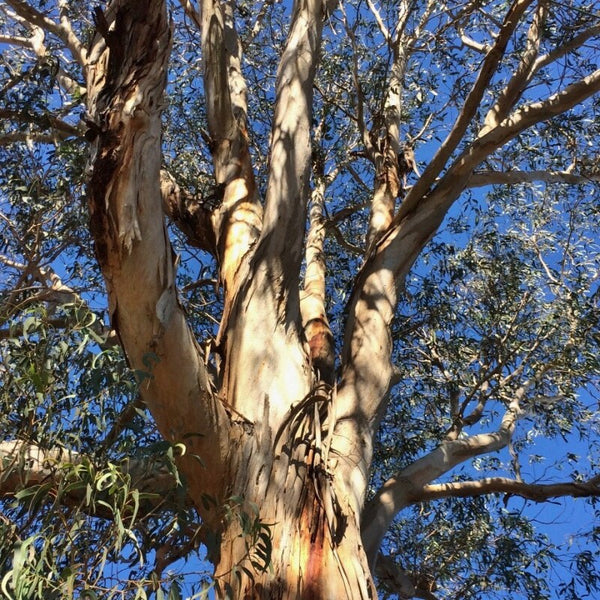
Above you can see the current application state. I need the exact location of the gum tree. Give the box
[1,0,599,598]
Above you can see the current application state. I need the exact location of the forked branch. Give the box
[361,397,523,565]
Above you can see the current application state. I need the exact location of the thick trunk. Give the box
[215,500,373,599]
[213,437,376,600]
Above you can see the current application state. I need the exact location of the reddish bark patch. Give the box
[305,317,335,384]
[300,490,327,599]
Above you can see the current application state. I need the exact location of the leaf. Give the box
[22,316,38,341]
[168,581,182,600]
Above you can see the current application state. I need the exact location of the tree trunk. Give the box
[85,1,378,598]
[213,427,376,600]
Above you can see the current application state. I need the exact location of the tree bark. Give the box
[85,1,378,597]
[213,423,376,599]
[86,0,230,525]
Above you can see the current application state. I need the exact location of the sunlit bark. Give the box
[3,0,600,598]
[86,0,230,524]
[200,0,262,299]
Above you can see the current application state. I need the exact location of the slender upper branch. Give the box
[480,0,548,135]
[301,179,335,384]
[533,22,600,74]
[397,0,534,220]
[178,0,202,30]
[1,15,86,97]
[366,0,390,43]
[341,4,373,159]
[472,68,600,153]
[0,33,30,46]
[0,109,83,142]
[4,0,86,66]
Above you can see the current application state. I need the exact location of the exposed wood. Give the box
[160,170,217,255]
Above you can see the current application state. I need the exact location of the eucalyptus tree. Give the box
[1,0,599,598]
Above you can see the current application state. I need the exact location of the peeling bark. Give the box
[86,0,229,524]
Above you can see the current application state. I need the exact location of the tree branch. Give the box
[159,170,217,255]
[200,0,261,297]
[177,0,202,30]
[361,396,524,565]
[365,0,390,43]
[4,0,86,66]
[301,179,335,384]
[0,440,180,517]
[0,33,30,47]
[0,132,70,146]
[341,5,373,159]
[397,0,534,220]
[445,67,600,184]
[219,0,331,424]
[469,169,600,188]
[414,475,600,504]
[86,0,230,523]
[333,5,538,489]
[481,0,549,135]
[533,22,600,74]
[0,109,83,141]
[5,21,87,98]
[258,0,330,275]
[356,68,600,397]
